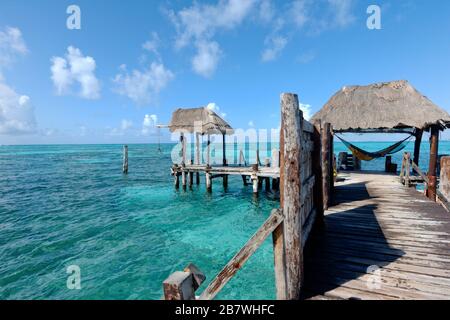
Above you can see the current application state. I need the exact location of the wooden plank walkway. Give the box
[303,172,450,300]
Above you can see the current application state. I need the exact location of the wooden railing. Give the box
[400,152,450,212]
[162,93,332,300]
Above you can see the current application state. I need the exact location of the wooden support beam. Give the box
[196,133,201,165]
[189,171,194,187]
[196,133,201,184]
[312,122,325,224]
[206,166,212,192]
[199,209,283,300]
[274,93,303,300]
[173,166,180,189]
[438,156,450,212]
[321,123,332,210]
[427,125,439,201]
[180,133,186,165]
[122,145,128,174]
[222,133,227,166]
[207,135,211,165]
[264,158,271,191]
[181,168,187,189]
[413,129,423,170]
[252,164,259,194]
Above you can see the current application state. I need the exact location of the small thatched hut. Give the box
[311,80,450,200]
[168,107,233,166]
[169,107,233,135]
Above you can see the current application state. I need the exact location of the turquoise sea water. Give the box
[0,141,449,300]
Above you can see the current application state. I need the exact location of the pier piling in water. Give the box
[123,145,128,174]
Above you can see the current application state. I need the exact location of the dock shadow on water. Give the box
[302,181,405,300]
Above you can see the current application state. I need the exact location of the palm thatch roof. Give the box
[311,80,450,132]
[168,107,233,134]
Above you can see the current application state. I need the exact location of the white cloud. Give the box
[206,102,227,118]
[291,0,310,28]
[192,41,222,78]
[297,50,316,64]
[262,34,287,62]
[0,26,28,68]
[0,80,37,135]
[168,0,257,77]
[142,32,161,56]
[329,0,355,28]
[113,62,174,106]
[248,120,255,127]
[258,0,275,23]
[50,46,100,99]
[298,0,355,34]
[261,17,287,62]
[142,114,158,136]
[299,103,312,120]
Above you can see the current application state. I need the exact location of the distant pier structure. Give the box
[168,106,280,193]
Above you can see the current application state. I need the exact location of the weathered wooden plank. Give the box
[279,93,303,300]
[302,119,314,134]
[305,171,450,300]
[302,209,316,247]
[321,123,332,210]
[427,125,439,201]
[199,209,284,300]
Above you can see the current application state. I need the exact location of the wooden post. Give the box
[273,93,303,300]
[181,166,187,189]
[439,156,450,201]
[427,125,439,201]
[223,161,228,189]
[413,129,423,170]
[180,133,186,165]
[223,135,228,189]
[404,152,411,187]
[206,165,212,192]
[163,264,206,300]
[122,145,128,174]
[222,133,227,166]
[174,170,180,189]
[188,160,193,188]
[252,164,259,194]
[264,158,271,192]
[196,132,201,184]
[163,272,195,300]
[312,122,325,223]
[330,130,335,195]
[207,135,211,165]
[321,123,332,210]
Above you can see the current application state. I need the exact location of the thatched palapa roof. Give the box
[168,107,233,135]
[311,80,450,132]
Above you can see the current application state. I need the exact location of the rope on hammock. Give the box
[336,135,414,161]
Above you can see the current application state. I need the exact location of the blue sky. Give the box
[0,0,449,144]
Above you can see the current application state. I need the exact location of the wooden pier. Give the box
[162,85,450,300]
[303,172,450,300]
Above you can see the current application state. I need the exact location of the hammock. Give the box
[336,135,413,161]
